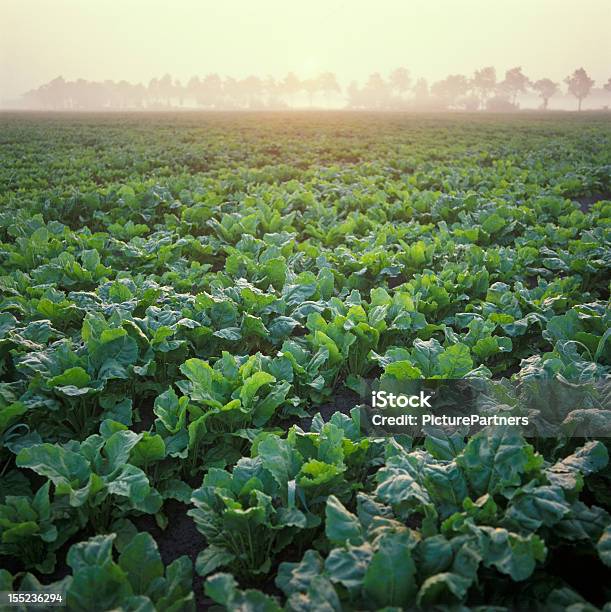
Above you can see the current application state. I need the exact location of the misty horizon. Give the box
[2,0,610,108]
[3,65,610,112]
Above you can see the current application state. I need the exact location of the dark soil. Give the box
[524,276,539,289]
[300,388,362,431]
[573,192,611,212]
[132,499,212,610]
[492,362,522,380]
[387,275,405,289]
[546,545,611,607]
[3,500,212,609]
[0,524,94,586]
[1,500,212,609]
[133,399,156,433]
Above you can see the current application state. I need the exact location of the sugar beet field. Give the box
[0,111,610,611]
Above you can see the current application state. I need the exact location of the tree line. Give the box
[19,66,611,111]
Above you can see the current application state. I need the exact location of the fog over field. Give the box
[1,0,610,110]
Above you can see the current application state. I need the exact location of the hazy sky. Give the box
[1,0,610,98]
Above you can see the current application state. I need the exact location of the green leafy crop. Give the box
[0,112,610,610]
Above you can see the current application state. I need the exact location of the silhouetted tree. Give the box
[532,78,559,110]
[133,83,147,108]
[187,76,201,105]
[262,76,278,106]
[69,78,106,109]
[174,79,185,106]
[346,80,361,108]
[472,66,496,109]
[116,80,133,108]
[222,76,241,108]
[412,78,429,106]
[318,72,340,105]
[431,74,469,109]
[302,78,318,107]
[281,72,301,106]
[148,77,160,106]
[202,73,223,108]
[500,67,530,106]
[565,68,595,111]
[486,95,518,112]
[362,73,390,108]
[240,75,263,108]
[47,76,69,108]
[158,74,173,105]
[389,67,411,97]
[15,65,604,111]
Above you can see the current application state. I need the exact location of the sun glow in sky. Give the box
[1,0,610,99]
